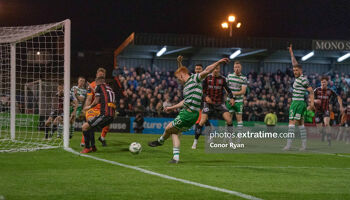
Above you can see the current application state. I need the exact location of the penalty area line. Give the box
[309,150,350,158]
[64,147,263,200]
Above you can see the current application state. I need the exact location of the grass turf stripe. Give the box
[65,147,263,200]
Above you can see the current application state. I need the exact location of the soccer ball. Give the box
[129,142,142,154]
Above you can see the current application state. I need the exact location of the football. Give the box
[129,142,142,154]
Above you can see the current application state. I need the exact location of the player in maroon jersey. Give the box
[44,84,64,139]
[314,76,344,146]
[80,77,116,153]
[345,98,350,144]
[193,65,235,149]
[346,98,350,127]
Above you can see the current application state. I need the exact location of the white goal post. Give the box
[0,19,71,152]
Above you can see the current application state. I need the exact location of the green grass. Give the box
[1,132,350,200]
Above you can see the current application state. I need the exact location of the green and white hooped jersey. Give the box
[70,86,87,107]
[292,75,310,102]
[226,73,247,103]
[183,74,203,112]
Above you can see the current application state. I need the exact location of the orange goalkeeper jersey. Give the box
[87,81,101,110]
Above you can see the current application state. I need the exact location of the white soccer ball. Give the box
[129,142,142,154]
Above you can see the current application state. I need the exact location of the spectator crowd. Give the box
[113,65,350,124]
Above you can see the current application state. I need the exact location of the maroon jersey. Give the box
[203,74,233,105]
[57,92,64,114]
[314,87,337,112]
[346,103,350,119]
[95,83,116,117]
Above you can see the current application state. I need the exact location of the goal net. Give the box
[0,20,71,152]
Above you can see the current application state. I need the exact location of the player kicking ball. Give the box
[176,55,212,149]
[314,76,344,146]
[80,77,116,153]
[284,44,314,151]
[148,58,230,163]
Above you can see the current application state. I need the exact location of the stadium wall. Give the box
[70,117,289,135]
[117,57,349,74]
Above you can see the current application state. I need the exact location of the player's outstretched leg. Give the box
[149,122,181,162]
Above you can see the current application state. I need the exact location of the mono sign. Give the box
[313,40,350,51]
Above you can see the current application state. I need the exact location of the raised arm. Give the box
[177,55,184,69]
[199,58,229,80]
[288,44,299,66]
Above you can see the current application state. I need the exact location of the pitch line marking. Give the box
[65,148,263,200]
[309,150,350,158]
[137,165,350,170]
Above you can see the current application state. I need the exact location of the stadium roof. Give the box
[114,33,350,68]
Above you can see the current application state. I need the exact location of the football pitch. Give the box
[1,133,350,200]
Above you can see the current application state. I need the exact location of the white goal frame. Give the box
[0,19,71,150]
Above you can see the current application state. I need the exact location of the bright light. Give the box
[301,51,314,61]
[236,22,241,28]
[36,51,40,55]
[156,46,167,57]
[337,53,350,62]
[221,22,228,29]
[229,49,241,59]
[228,15,235,22]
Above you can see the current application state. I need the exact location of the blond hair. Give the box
[97,67,106,74]
[175,66,189,76]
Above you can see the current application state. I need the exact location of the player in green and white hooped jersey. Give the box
[69,77,87,137]
[70,77,87,120]
[226,61,247,138]
[57,77,87,138]
[148,58,230,163]
[284,44,314,151]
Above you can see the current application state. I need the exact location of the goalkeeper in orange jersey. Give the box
[80,67,110,147]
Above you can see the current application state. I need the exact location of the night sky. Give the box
[1,0,350,51]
